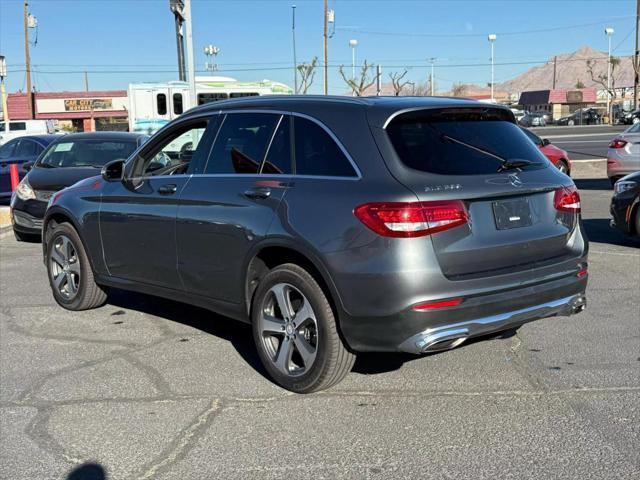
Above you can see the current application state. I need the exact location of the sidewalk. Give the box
[0,206,11,233]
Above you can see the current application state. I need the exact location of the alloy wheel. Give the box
[49,234,81,300]
[259,282,318,377]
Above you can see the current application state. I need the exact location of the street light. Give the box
[427,57,436,96]
[488,34,497,102]
[349,39,358,80]
[204,44,220,73]
[605,27,615,123]
[292,5,297,94]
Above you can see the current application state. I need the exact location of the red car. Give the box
[521,127,571,175]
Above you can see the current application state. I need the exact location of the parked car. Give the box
[518,112,546,127]
[521,127,571,175]
[11,132,146,241]
[42,96,588,393]
[610,172,640,238]
[607,123,640,186]
[0,135,59,198]
[530,110,553,124]
[0,119,55,145]
[556,108,600,126]
[622,109,640,125]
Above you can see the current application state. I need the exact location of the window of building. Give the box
[205,113,280,174]
[157,94,167,116]
[173,93,184,115]
[293,116,357,177]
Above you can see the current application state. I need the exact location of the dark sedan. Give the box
[556,108,601,126]
[0,135,59,198]
[11,132,146,240]
[610,172,640,238]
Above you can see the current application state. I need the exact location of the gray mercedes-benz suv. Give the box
[42,96,588,392]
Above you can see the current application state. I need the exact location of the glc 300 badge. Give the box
[424,184,462,192]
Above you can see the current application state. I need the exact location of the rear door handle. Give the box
[243,186,271,199]
[158,183,178,195]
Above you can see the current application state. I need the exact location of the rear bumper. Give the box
[340,271,588,353]
[398,293,586,354]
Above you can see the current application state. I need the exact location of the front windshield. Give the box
[38,139,137,168]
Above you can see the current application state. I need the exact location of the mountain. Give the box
[498,46,636,94]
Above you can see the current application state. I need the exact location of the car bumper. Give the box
[607,152,638,178]
[10,196,48,236]
[340,270,588,353]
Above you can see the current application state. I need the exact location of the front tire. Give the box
[45,222,107,311]
[251,263,355,393]
[568,119,575,126]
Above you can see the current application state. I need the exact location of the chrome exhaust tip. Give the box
[415,327,469,354]
[570,296,587,314]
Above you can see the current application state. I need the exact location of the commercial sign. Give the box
[64,98,113,112]
[566,91,583,104]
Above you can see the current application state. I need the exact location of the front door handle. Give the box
[243,186,271,199]
[158,183,178,195]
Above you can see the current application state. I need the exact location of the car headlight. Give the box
[614,180,637,194]
[15,178,36,201]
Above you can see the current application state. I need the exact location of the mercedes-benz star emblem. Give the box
[508,174,523,187]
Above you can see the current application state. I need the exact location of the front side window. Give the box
[386,108,547,175]
[157,93,167,116]
[293,116,357,177]
[38,139,138,168]
[132,120,209,177]
[205,113,280,174]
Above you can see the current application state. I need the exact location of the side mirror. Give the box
[101,159,125,182]
[542,138,550,146]
[22,161,33,172]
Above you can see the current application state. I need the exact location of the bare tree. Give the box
[338,60,381,96]
[297,57,318,94]
[451,82,467,97]
[389,70,410,96]
[586,57,620,102]
[412,82,430,96]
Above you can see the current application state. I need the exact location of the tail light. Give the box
[608,138,627,149]
[354,200,468,238]
[413,298,463,311]
[554,185,581,213]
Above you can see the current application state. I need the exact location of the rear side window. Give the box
[205,113,280,174]
[15,139,38,156]
[262,116,292,174]
[386,108,547,175]
[293,117,357,177]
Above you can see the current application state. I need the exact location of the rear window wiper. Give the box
[497,159,534,172]
[436,130,537,172]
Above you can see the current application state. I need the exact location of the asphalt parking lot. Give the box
[1,175,639,479]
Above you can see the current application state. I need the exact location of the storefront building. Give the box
[5,90,128,132]
[518,88,598,120]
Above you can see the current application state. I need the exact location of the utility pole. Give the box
[634,0,639,109]
[292,5,297,94]
[0,56,8,122]
[23,1,33,119]
[428,57,436,96]
[184,0,196,107]
[323,0,328,95]
[376,65,382,96]
[552,56,557,89]
[170,0,187,81]
[84,71,89,92]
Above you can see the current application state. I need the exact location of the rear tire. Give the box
[251,263,355,393]
[45,222,107,311]
[568,119,575,126]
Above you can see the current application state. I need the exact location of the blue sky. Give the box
[0,0,637,95]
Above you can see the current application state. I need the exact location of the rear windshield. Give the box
[38,139,137,168]
[386,108,548,175]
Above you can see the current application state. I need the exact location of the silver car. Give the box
[607,123,640,185]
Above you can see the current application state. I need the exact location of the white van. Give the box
[0,119,55,145]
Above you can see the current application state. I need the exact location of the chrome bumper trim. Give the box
[399,294,586,354]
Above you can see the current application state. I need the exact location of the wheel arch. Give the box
[42,207,94,271]
[244,240,346,326]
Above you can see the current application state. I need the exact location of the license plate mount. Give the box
[492,197,532,230]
